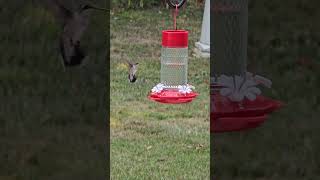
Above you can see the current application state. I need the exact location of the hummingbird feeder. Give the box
[211,0,283,133]
[148,1,198,104]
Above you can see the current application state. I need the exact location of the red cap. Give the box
[162,30,188,48]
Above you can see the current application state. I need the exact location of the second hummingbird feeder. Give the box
[211,0,283,133]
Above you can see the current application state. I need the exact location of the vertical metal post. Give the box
[195,0,210,58]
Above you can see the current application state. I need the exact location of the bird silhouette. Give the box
[127,61,139,83]
[47,0,107,68]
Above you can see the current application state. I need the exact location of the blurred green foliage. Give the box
[111,0,161,9]
[111,0,204,9]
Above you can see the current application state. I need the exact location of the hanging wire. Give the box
[173,4,179,30]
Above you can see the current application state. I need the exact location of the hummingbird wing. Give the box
[58,3,107,66]
[75,3,108,41]
[46,0,87,67]
[126,60,133,66]
[59,10,89,66]
[46,0,73,27]
[59,33,74,65]
[67,13,90,44]
[130,62,138,75]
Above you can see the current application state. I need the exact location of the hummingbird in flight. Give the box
[127,61,139,83]
[46,0,107,68]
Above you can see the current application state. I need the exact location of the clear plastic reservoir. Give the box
[160,47,188,88]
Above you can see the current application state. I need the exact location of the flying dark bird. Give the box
[127,61,139,83]
[46,0,107,67]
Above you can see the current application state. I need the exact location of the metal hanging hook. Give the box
[167,0,187,9]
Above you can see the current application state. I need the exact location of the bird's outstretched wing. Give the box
[46,0,73,26]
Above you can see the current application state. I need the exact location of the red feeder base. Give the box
[211,92,283,133]
[148,89,198,104]
[213,114,268,132]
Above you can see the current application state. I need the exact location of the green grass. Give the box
[3,0,318,179]
[0,1,108,179]
[110,6,210,179]
[213,0,320,179]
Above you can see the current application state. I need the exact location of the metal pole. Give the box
[195,0,210,58]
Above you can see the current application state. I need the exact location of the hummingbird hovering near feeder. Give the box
[46,0,107,68]
[127,61,139,83]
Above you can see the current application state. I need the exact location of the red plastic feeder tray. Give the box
[149,89,198,104]
[211,85,283,133]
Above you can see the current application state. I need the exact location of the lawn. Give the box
[212,0,320,179]
[110,4,210,179]
[0,1,108,179]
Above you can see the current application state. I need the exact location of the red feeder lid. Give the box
[162,30,188,48]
